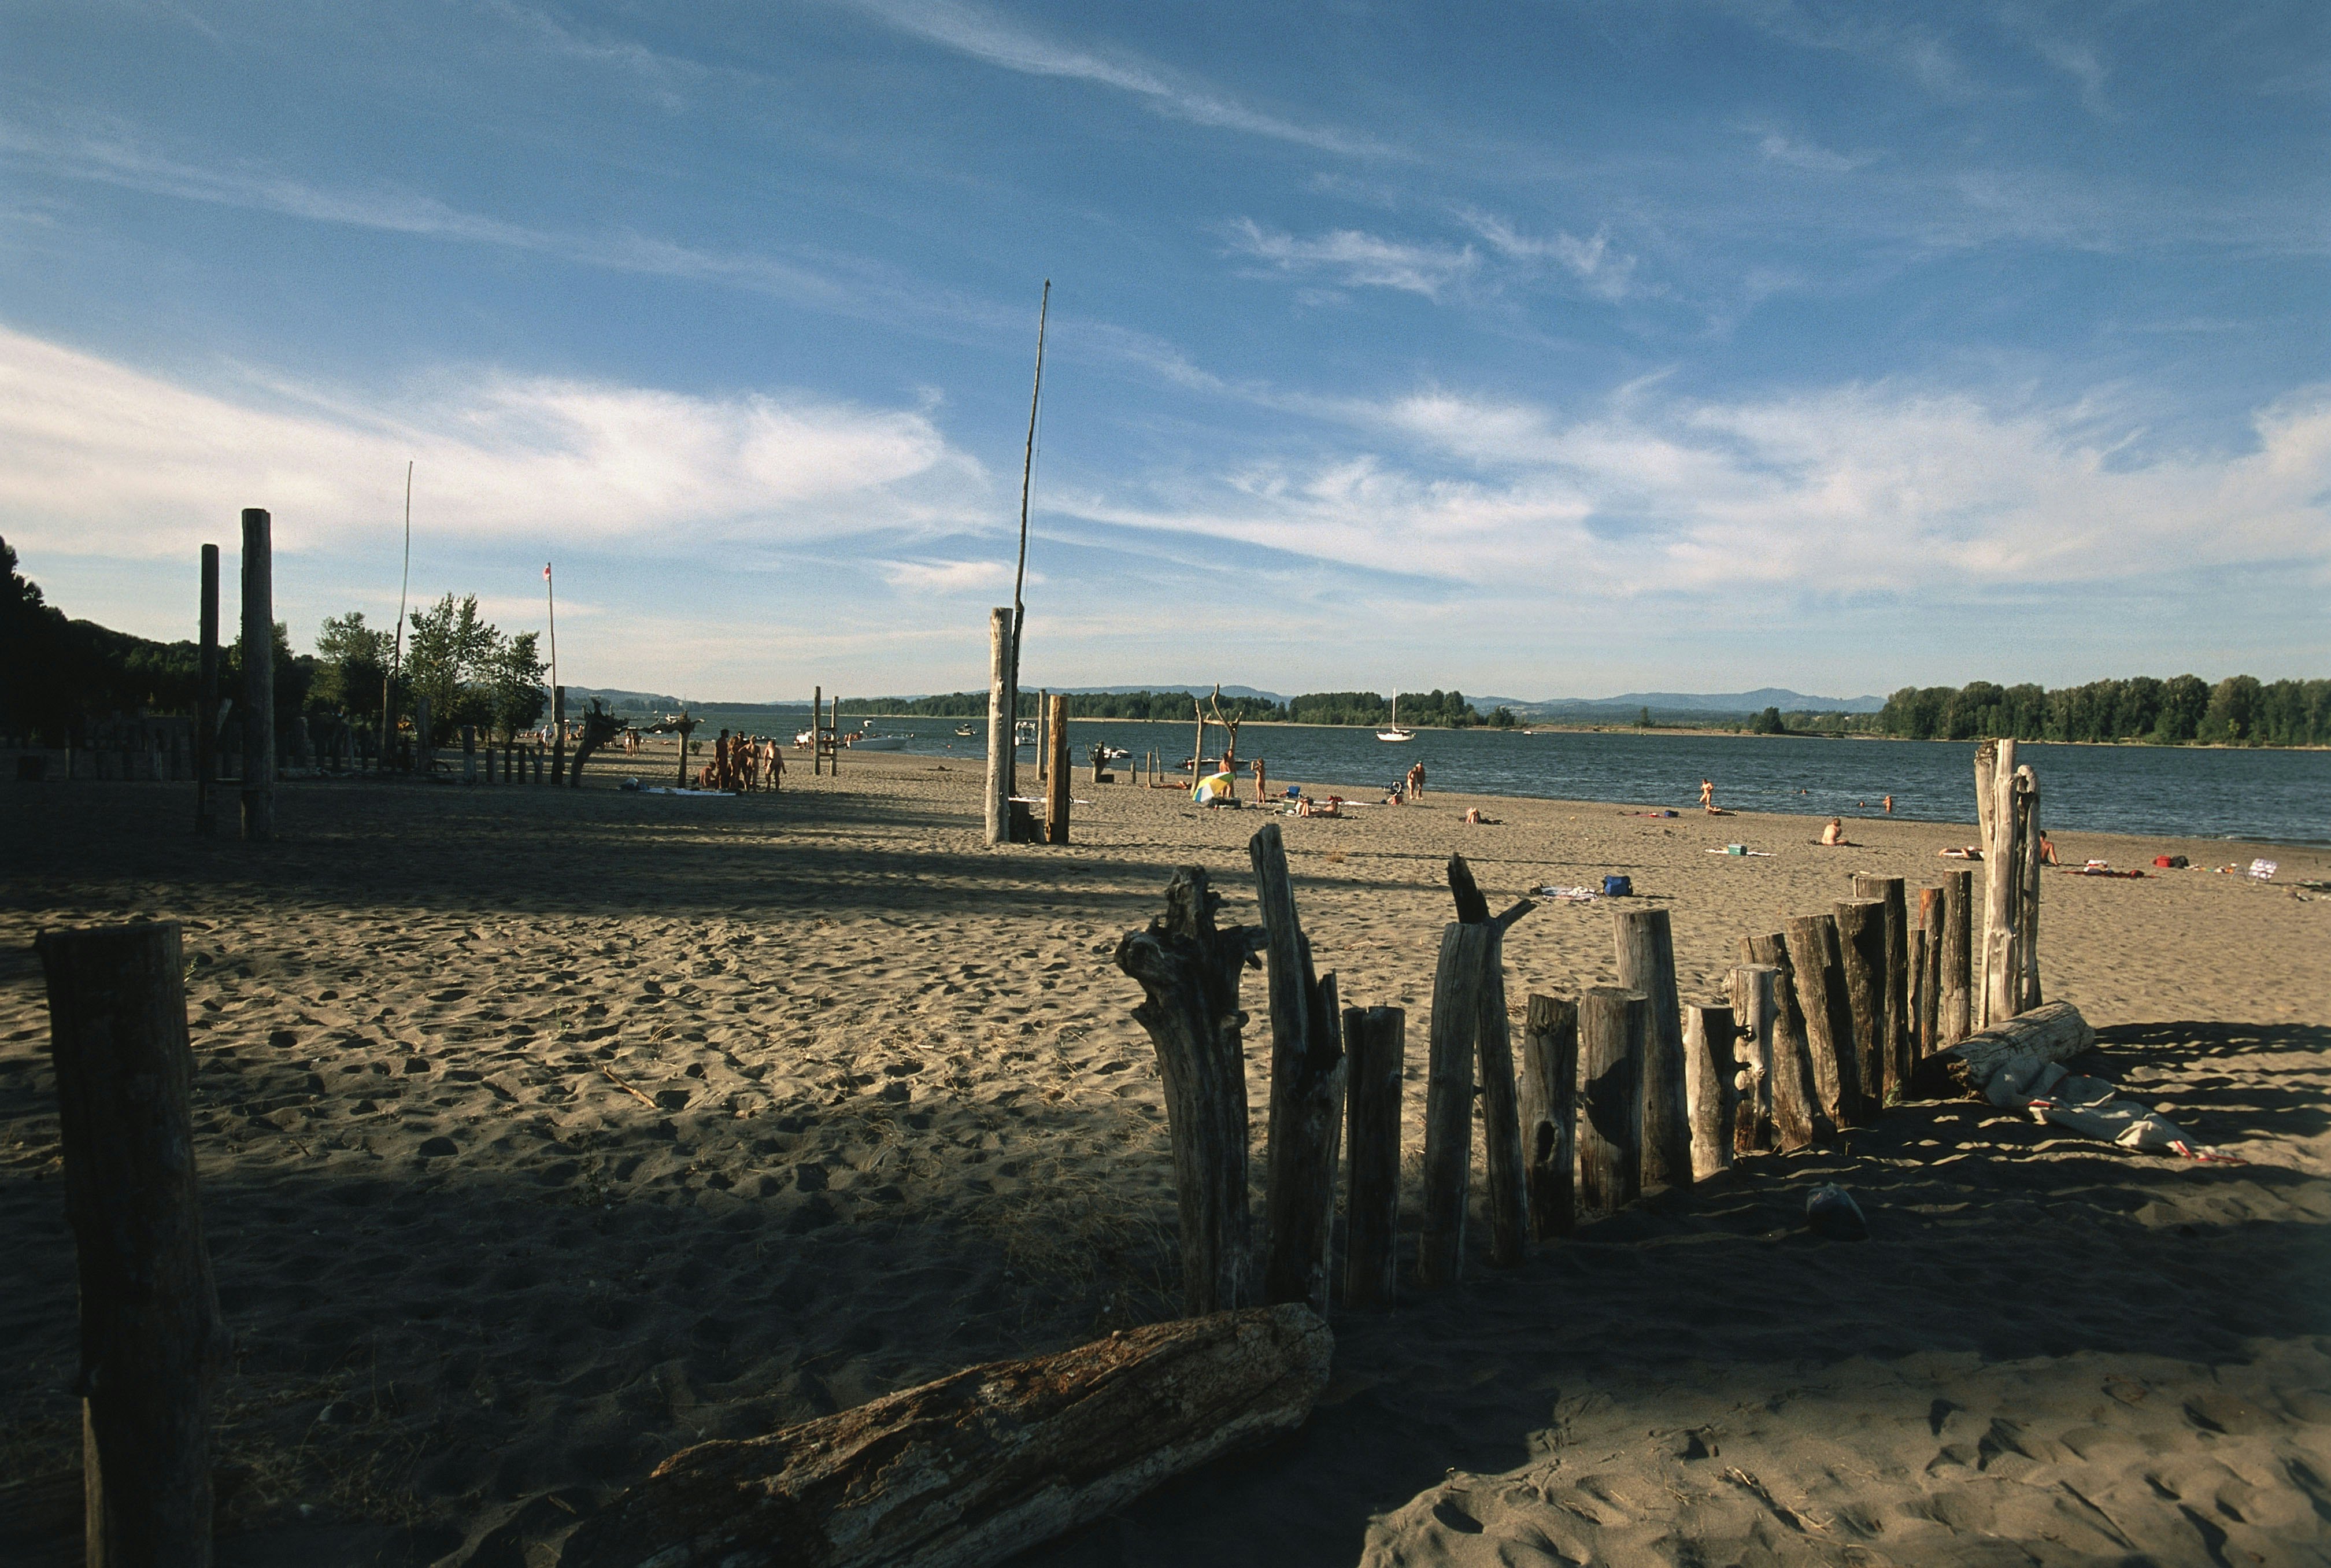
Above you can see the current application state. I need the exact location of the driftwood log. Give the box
[1519,994,1579,1241]
[557,1306,1334,1568]
[1911,1000,2095,1099]
[1114,867,1261,1315]
[1249,826,1346,1312]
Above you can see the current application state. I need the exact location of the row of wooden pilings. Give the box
[1117,825,2014,1318]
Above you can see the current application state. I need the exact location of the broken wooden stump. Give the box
[1940,866,1975,1046]
[1852,872,1911,1097]
[1740,934,1823,1151]
[1249,825,1346,1314]
[1518,993,1579,1242]
[1614,907,1689,1190]
[1420,857,1534,1284]
[1833,897,1888,1118]
[1341,1005,1405,1309]
[1726,963,1777,1156]
[1683,1001,1736,1181]
[557,1305,1334,1568]
[1114,867,1260,1315]
[1783,914,1860,1131]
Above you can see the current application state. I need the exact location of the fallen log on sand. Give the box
[1910,1000,2095,1099]
[558,1304,1333,1568]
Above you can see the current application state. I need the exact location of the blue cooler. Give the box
[1603,875,1632,897]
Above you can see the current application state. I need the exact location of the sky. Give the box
[2,1,2326,702]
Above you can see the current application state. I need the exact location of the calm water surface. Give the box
[766,713,2328,846]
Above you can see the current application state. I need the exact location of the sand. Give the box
[1,745,2326,1566]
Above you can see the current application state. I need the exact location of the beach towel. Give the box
[1535,885,1600,903]
[1983,1056,2237,1162]
[2250,858,2278,881]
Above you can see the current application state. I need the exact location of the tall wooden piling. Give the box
[1113,868,1255,1316]
[1915,886,1943,1056]
[1727,964,1779,1155]
[238,508,274,842]
[1940,867,1974,1045]
[1782,915,1859,1132]
[2016,768,2043,1012]
[1577,986,1645,1215]
[1518,994,1578,1241]
[1418,921,1486,1286]
[196,544,219,836]
[1833,897,1888,1117]
[1852,874,1911,1097]
[1683,1001,1737,1181]
[1341,1005,1404,1309]
[1612,908,1689,1190]
[1740,935,1822,1149]
[1044,694,1071,845]
[38,921,224,1566]
[1982,740,2022,1026]
[984,612,1012,845]
[1249,826,1346,1314]
[1475,959,1528,1270]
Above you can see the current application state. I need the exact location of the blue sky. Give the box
[3,1,2325,701]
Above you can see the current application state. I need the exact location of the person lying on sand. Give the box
[1463,807,1498,825]
[1938,846,1984,859]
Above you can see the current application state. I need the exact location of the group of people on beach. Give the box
[694,730,784,793]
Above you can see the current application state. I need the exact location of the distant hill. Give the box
[1516,688,1885,717]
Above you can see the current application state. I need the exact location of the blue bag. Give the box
[1603,875,1632,897]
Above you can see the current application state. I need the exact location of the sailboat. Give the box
[1376,695,1415,742]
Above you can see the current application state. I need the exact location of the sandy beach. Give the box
[3,746,2327,1566]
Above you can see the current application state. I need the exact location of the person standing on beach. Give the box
[1700,778,1715,812]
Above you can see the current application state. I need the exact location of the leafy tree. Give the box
[405,594,504,731]
[1637,706,1653,728]
[312,611,394,720]
[1751,706,1786,735]
[487,630,549,737]
[1488,705,1518,728]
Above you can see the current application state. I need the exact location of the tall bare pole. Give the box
[381,460,413,770]
[1006,279,1049,791]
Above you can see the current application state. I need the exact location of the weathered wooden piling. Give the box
[1914,885,1942,1057]
[196,543,219,836]
[1613,908,1690,1190]
[984,612,1012,845]
[1940,867,1974,1045]
[1683,1001,1737,1181]
[1852,874,1911,1096]
[1044,694,1071,845]
[1740,935,1822,1149]
[1518,994,1578,1242]
[1577,985,1646,1215]
[1832,897,1888,1116]
[1249,826,1346,1314]
[238,508,273,842]
[1113,867,1257,1316]
[38,921,225,1566]
[1418,920,1485,1287]
[1341,1005,1404,1309]
[1782,915,1859,1131]
[2016,767,2043,1012]
[1727,963,1778,1155]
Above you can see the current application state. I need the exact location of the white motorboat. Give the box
[1376,696,1415,742]
[847,728,908,751]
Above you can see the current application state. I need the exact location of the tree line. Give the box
[0,538,545,744]
[1877,676,2329,746]
[837,687,1516,727]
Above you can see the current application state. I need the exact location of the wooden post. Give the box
[1044,694,1071,846]
[1341,1006,1404,1310]
[1577,986,1645,1215]
[1852,874,1911,1099]
[1418,921,1484,1286]
[1683,1001,1736,1181]
[1940,867,1973,1045]
[1113,868,1256,1316]
[461,724,477,784]
[238,508,273,842]
[1518,994,1578,1242]
[1475,953,1527,1270]
[1832,898,1888,1117]
[38,922,224,1567]
[1740,935,1822,1149]
[984,616,1011,845]
[1248,825,1346,1314]
[1982,739,2021,1026]
[1782,915,1859,1133]
[1036,688,1048,782]
[1973,738,1999,852]
[828,694,841,778]
[1914,886,1943,1057]
[1612,908,1689,1190]
[195,544,218,836]
[2016,767,2043,1012]
[1727,964,1778,1155]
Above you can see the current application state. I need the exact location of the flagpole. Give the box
[382,460,412,770]
[545,562,558,696]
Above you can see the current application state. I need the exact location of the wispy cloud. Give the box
[876,558,1019,594]
[1710,0,1975,97]
[835,0,1405,158]
[1456,210,1638,299]
[1752,130,1878,173]
[2030,35,2114,117]
[0,327,992,559]
[1224,221,1478,299]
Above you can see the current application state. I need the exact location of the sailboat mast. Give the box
[1007,280,1049,741]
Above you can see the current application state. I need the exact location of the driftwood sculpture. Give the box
[567,699,626,786]
[557,1305,1333,1568]
[1248,824,1345,1313]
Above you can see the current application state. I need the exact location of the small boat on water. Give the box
[1099,745,1130,762]
[847,727,907,751]
[1015,720,1037,746]
[1377,695,1415,742]
[954,723,977,738]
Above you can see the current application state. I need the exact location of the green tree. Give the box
[2154,675,2208,743]
[487,630,549,738]
[1488,705,1518,729]
[405,594,502,731]
[1751,705,1786,735]
[2197,674,2263,745]
[312,611,394,719]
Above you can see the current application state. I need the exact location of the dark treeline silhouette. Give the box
[1878,676,2330,746]
[837,688,1501,727]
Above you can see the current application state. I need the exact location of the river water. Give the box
[795,717,2327,846]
